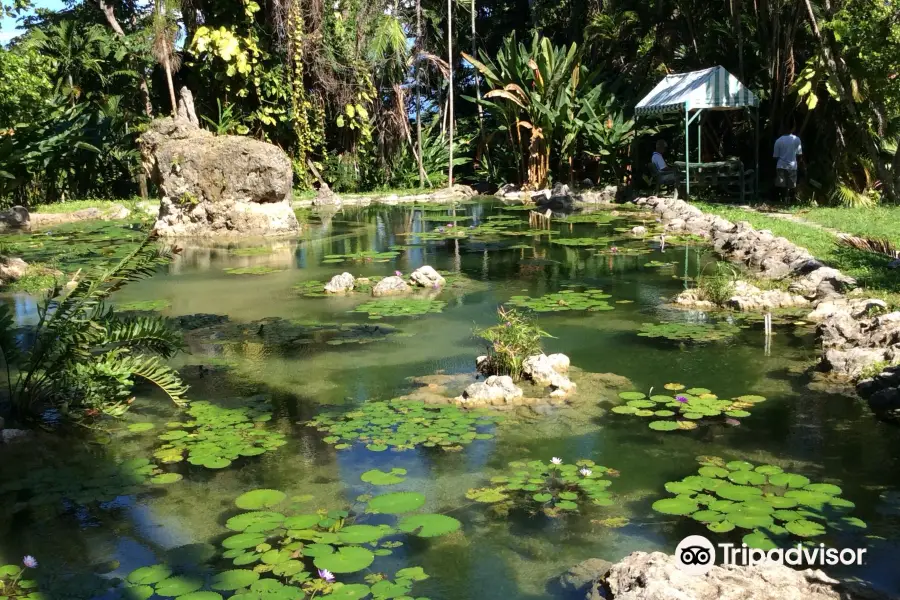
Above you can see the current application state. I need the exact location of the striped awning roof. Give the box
[635,66,759,116]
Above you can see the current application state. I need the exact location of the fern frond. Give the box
[837,233,900,258]
[103,313,185,358]
[115,354,189,407]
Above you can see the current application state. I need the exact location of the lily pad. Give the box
[313,546,375,574]
[235,489,287,510]
[210,570,261,591]
[397,514,462,537]
[366,492,426,514]
[507,288,614,313]
[637,321,741,343]
[651,497,699,515]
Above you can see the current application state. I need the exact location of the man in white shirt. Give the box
[773,125,803,202]
[652,140,678,185]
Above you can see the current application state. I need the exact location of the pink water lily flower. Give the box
[23,556,38,569]
[318,568,335,582]
[394,270,403,277]
[675,395,689,404]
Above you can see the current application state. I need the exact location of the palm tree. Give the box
[31,21,109,105]
[447,0,454,187]
[151,0,182,115]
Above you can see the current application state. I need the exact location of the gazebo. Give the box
[635,66,760,197]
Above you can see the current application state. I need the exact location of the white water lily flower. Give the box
[551,457,562,465]
[580,468,592,477]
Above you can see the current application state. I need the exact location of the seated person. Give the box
[652,140,678,184]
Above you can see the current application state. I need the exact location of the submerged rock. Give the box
[409,265,446,288]
[140,117,300,237]
[456,375,524,407]
[372,276,411,297]
[559,558,613,595]
[324,272,355,294]
[1,428,33,444]
[602,551,892,600]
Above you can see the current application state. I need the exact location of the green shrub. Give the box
[476,307,551,381]
[698,263,738,306]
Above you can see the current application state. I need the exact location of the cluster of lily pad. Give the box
[595,246,652,256]
[118,480,443,599]
[652,456,866,549]
[637,321,743,343]
[153,398,287,469]
[350,298,446,319]
[1,558,40,599]
[550,237,613,247]
[224,266,284,276]
[419,214,473,222]
[466,458,618,517]
[611,383,766,431]
[322,250,400,264]
[306,400,501,451]
[558,213,622,224]
[506,288,614,313]
[116,299,171,312]
[229,246,278,257]
[0,457,179,515]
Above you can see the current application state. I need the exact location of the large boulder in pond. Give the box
[139,117,300,237]
[455,375,523,407]
[409,266,445,288]
[324,272,355,294]
[372,276,410,297]
[0,206,30,232]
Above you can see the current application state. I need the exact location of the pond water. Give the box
[2,199,900,599]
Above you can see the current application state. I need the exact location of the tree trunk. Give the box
[472,0,483,140]
[96,0,153,118]
[163,57,177,115]
[415,0,426,187]
[447,0,454,188]
[803,0,896,202]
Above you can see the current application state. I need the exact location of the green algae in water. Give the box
[153,398,287,469]
[117,299,171,312]
[652,458,866,549]
[229,246,277,257]
[611,384,766,431]
[322,250,400,264]
[0,457,177,515]
[550,237,613,247]
[224,266,285,276]
[351,298,446,319]
[467,458,618,518]
[643,260,674,268]
[507,288,614,313]
[419,214,474,222]
[595,246,652,256]
[558,212,622,224]
[306,400,502,451]
[637,321,743,343]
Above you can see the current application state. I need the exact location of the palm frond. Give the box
[115,353,189,407]
[103,313,186,358]
[837,233,900,258]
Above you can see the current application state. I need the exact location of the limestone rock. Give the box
[324,272,355,294]
[578,185,619,204]
[495,183,520,197]
[0,206,30,232]
[140,117,299,237]
[806,298,888,322]
[816,311,900,379]
[630,226,647,236]
[372,276,411,297]
[604,551,891,600]
[455,375,524,407]
[409,265,446,288]
[0,257,28,284]
[789,267,857,300]
[726,280,809,312]
[523,353,576,396]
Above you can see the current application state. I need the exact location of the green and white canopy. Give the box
[635,66,759,116]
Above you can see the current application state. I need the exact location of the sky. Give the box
[0,0,64,44]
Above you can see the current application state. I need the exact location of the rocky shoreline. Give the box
[634,196,900,414]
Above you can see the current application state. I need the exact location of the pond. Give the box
[1,199,899,599]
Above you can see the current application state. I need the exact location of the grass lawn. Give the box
[788,206,900,246]
[29,198,143,214]
[692,200,900,303]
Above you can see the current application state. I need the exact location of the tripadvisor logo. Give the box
[675,535,867,575]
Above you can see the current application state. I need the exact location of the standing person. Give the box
[773,125,803,203]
